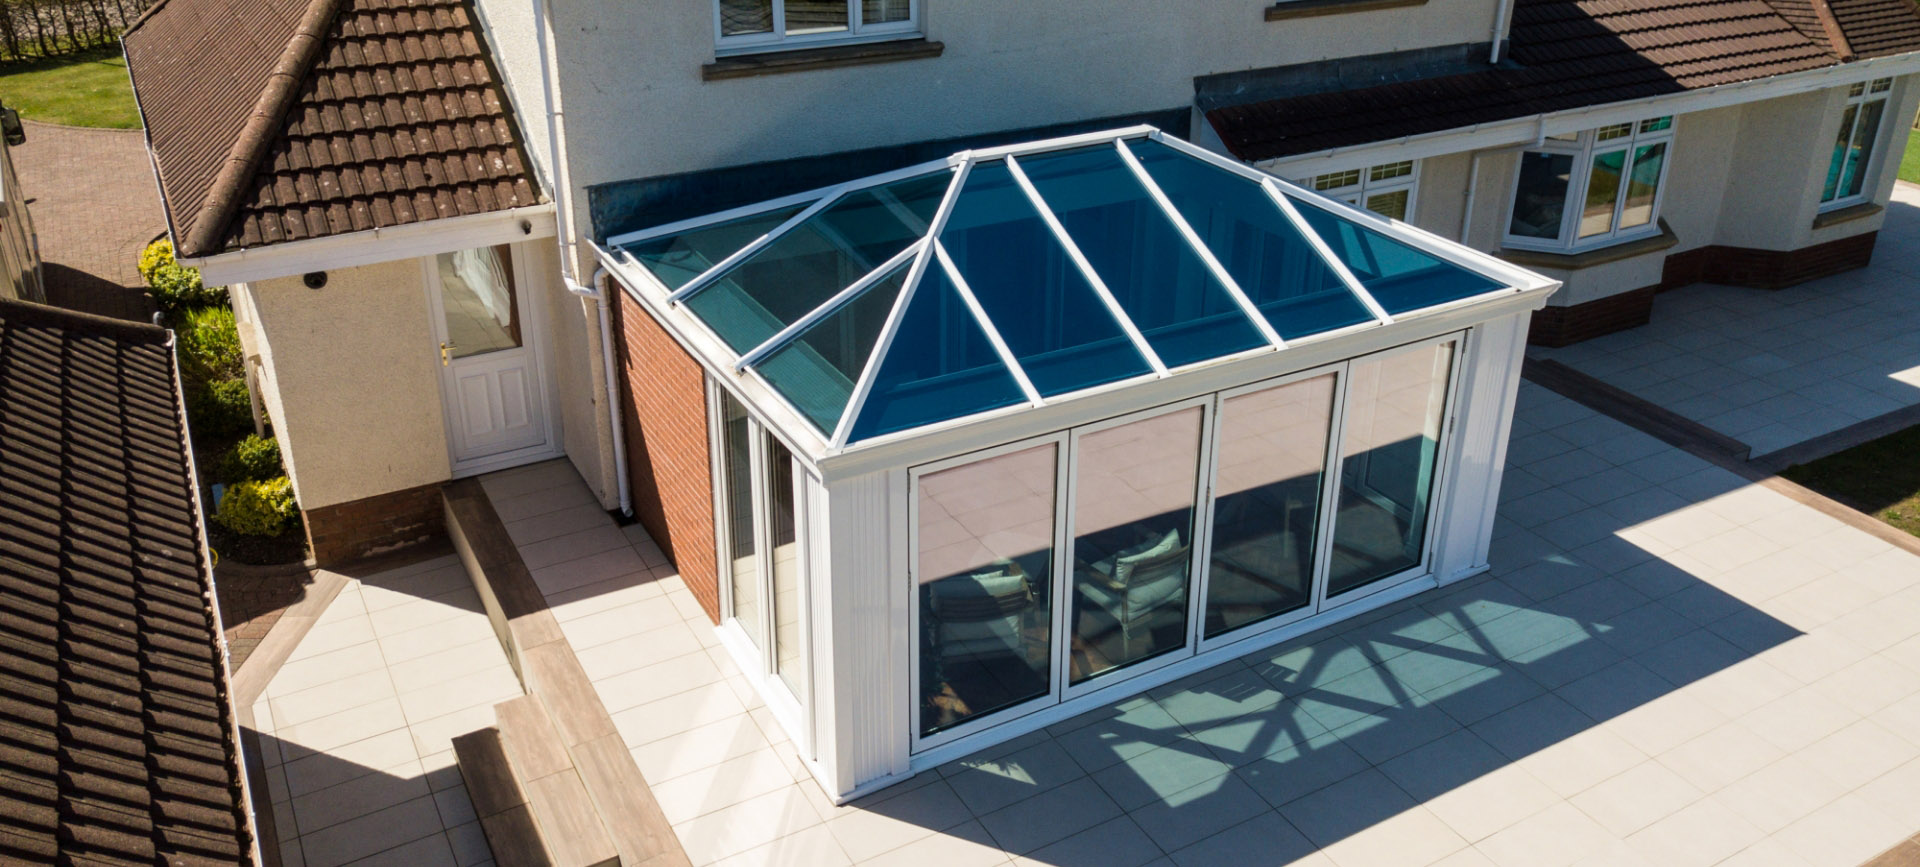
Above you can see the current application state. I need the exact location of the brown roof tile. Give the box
[125,0,541,258]
[1209,0,1920,161]
[0,298,251,865]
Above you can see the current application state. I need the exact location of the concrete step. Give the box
[452,698,620,867]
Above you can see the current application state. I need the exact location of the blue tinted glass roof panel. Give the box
[1019,146,1267,367]
[685,171,953,352]
[623,203,809,291]
[1290,197,1505,314]
[848,266,1028,443]
[1125,139,1374,338]
[755,264,911,435]
[940,161,1153,397]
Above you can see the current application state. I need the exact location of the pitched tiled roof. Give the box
[124,0,541,259]
[0,299,252,865]
[1208,0,1920,162]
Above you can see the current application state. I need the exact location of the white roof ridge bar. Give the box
[935,241,1044,407]
[734,239,925,372]
[1113,139,1286,351]
[967,125,1159,162]
[1263,178,1394,326]
[832,161,976,450]
[608,156,955,248]
[1004,153,1170,376]
[667,189,843,304]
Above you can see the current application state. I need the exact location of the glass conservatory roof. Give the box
[606,127,1531,450]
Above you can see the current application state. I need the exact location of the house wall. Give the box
[613,287,722,623]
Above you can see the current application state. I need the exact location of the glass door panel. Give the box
[768,438,803,694]
[1206,374,1336,637]
[917,444,1058,737]
[1069,407,1203,684]
[719,391,761,649]
[1326,342,1455,598]
[436,246,522,359]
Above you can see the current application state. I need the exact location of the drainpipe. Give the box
[1462,152,1482,244]
[566,266,631,518]
[533,0,632,516]
[1490,0,1514,63]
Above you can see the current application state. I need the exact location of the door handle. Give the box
[440,341,456,366]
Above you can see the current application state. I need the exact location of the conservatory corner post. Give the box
[1432,312,1532,584]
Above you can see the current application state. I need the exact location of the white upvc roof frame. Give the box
[601,125,1560,468]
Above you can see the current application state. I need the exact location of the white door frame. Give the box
[422,241,563,477]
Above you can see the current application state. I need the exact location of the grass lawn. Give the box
[0,46,139,129]
[1782,423,1920,539]
[1903,127,1920,185]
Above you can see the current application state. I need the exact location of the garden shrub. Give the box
[215,476,298,537]
[186,379,253,441]
[139,239,227,311]
[216,435,282,484]
[175,305,243,384]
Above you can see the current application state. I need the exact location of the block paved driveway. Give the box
[13,120,163,320]
[1531,182,1920,459]
[252,385,1920,866]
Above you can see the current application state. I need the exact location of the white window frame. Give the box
[1820,78,1896,211]
[714,0,921,55]
[906,331,1468,753]
[1502,117,1675,253]
[1297,160,1421,222]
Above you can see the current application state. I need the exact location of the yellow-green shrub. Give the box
[215,476,298,536]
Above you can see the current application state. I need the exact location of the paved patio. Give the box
[1532,182,1920,459]
[247,555,522,867]
[245,384,1920,866]
[13,120,164,321]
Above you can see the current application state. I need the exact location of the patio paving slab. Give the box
[245,378,1920,864]
[1532,182,1920,460]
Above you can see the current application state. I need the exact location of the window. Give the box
[716,388,812,715]
[1504,116,1674,252]
[716,0,918,52]
[1823,78,1894,209]
[1299,160,1419,221]
[910,336,1463,746]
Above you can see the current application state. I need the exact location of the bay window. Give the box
[1822,78,1893,209]
[1301,160,1419,221]
[1504,117,1673,252]
[716,0,918,52]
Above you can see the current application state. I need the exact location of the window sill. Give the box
[1812,201,1882,230]
[1266,0,1427,21]
[1498,219,1679,271]
[703,38,944,81]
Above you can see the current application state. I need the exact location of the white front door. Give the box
[426,244,555,473]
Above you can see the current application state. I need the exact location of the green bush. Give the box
[215,476,298,537]
[186,379,253,441]
[139,239,227,311]
[216,435,282,484]
[176,305,243,385]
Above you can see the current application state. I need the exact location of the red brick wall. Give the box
[612,290,721,623]
[1529,232,1879,347]
[304,482,446,566]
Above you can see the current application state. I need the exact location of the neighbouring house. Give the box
[120,0,1920,808]
[0,105,42,303]
[0,298,256,864]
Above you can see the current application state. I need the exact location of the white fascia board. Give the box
[184,204,558,285]
[813,281,1555,483]
[594,243,835,470]
[1256,52,1920,178]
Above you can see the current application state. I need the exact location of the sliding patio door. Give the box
[715,388,812,720]
[911,335,1463,748]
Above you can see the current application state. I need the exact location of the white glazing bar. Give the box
[1003,154,1170,376]
[934,241,1044,406]
[667,189,844,304]
[1113,140,1286,350]
[1263,178,1394,325]
[610,154,956,247]
[735,239,925,372]
[968,125,1158,162]
[832,161,975,450]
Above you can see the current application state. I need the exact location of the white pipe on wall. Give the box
[1490,0,1514,63]
[533,0,631,516]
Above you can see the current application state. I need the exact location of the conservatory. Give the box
[597,126,1558,801]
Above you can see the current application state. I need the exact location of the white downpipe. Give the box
[534,0,631,516]
[1490,0,1514,63]
[567,266,631,517]
[1462,151,1482,244]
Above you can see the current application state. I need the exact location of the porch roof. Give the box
[603,127,1551,456]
